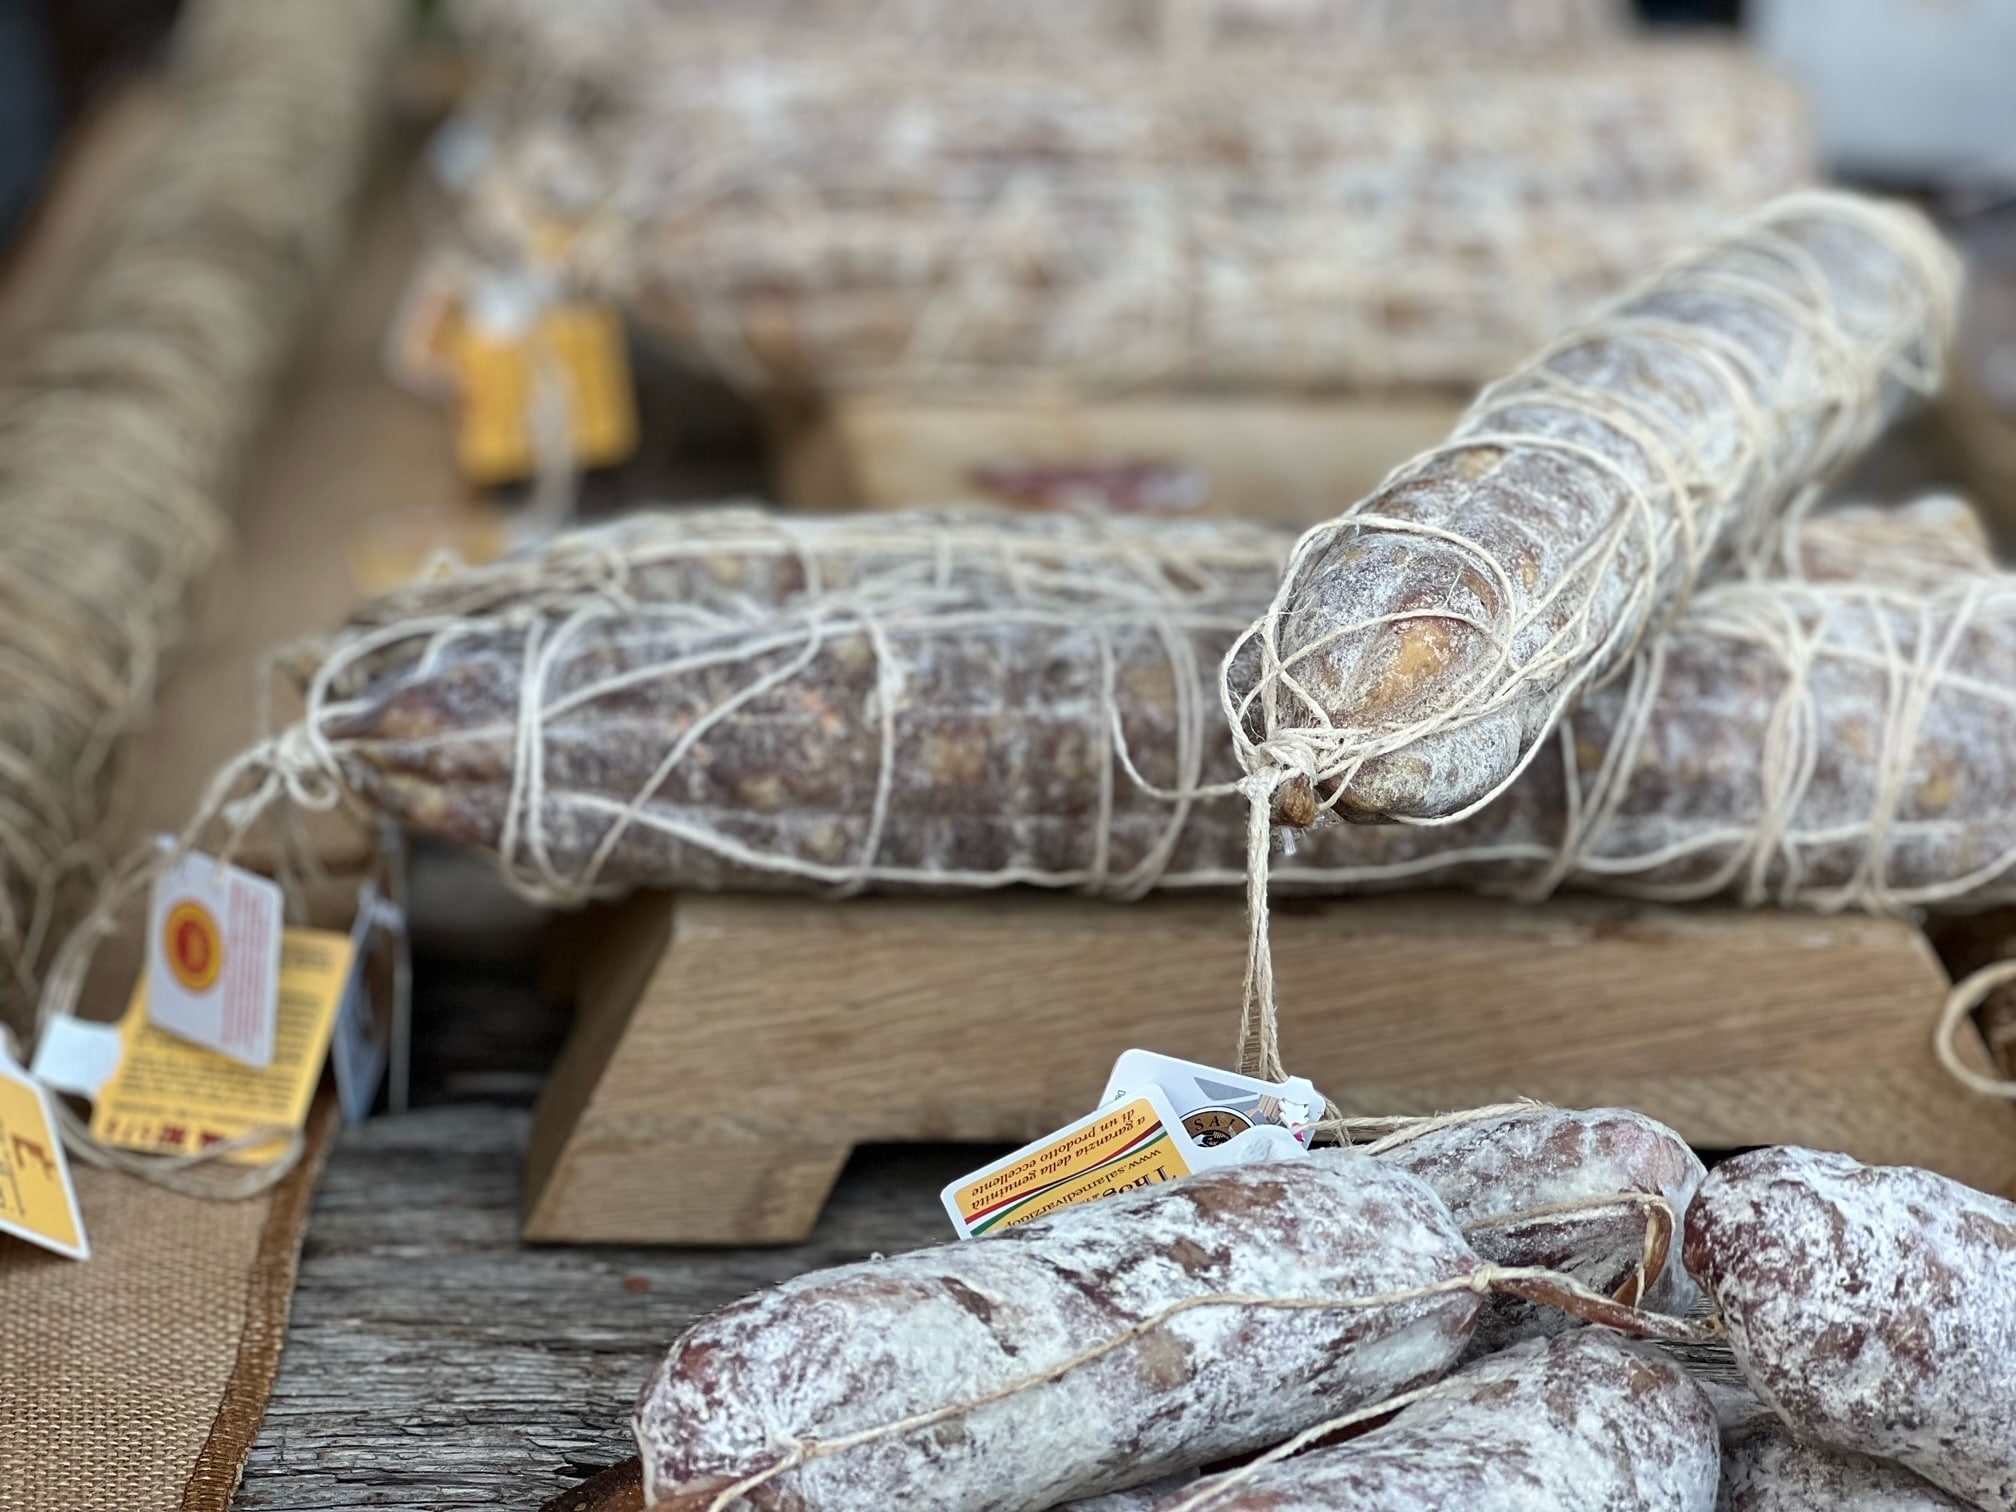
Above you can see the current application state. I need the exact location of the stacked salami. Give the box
[444,7,1811,396]
[628,1107,2016,1510]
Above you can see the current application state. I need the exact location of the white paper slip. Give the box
[1100,1049,1321,1150]
[29,1015,124,1101]
[145,848,284,1069]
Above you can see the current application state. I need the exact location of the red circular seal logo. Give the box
[163,900,224,993]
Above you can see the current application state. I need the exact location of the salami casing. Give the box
[1368,1106,1704,1352]
[634,1159,1485,1510]
[1683,1146,2016,1508]
[1155,1329,1719,1511]
[1718,1418,1970,1511]
[1234,191,1957,822]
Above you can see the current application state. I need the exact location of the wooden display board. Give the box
[525,890,2016,1246]
[771,389,1468,527]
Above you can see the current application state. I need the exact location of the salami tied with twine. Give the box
[1225,190,1957,827]
[448,21,1811,396]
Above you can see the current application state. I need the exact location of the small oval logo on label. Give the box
[163,900,224,993]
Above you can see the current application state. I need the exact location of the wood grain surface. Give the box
[773,388,1466,526]
[233,1105,980,1510]
[528,889,2016,1244]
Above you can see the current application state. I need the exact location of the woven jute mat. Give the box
[0,1096,338,1512]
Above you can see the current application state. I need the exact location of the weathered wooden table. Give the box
[231,946,978,1511]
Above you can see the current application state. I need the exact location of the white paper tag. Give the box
[145,849,283,1069]
[330,889,401,1126]
[1100,1049,1321,1150]
[28,1016,124,1101]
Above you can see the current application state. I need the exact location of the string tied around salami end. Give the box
[1232,748,1319,1088]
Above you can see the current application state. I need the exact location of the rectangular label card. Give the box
[0,1048,88,1259]
[146,849,284,1068]
[943,1084,1195,1239]
[1100,1049,1321,1149]
[93,927,354,1165]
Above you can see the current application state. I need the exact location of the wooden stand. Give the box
[772,389,1468,527]
[525,891,2016,1246]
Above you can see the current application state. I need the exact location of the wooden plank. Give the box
[775,389,1467,526]
[233,1105,972,1511]
[525,890,2016,1245]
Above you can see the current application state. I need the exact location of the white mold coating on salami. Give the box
[1684,1145,2016,1509]
[1718,1418,1969,1511]
[1063,1473,1196,1511]
[1160,1329,1718,1511]
[1369,1106,1704,1320]
[1365,1108,1703,1356]
[634,1159,1483,1511]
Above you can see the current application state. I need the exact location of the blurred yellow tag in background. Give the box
[452,300,638,485]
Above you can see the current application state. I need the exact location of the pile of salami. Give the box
[279,188,2004,917]
[630,1106,2015,1511]
[442,6,1812,396]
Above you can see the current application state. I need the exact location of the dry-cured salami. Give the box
[632,1153,1689,1510]
[634,1158,1485,1509]
[307,505,2016,916]
[1718,1418,1970,1511]
[1152,1329,1718,1511]
[451,24,1807,396]
[1233,191,1957,823]
[1683,1145,2016,1508]
[1367,1106,1704,1352]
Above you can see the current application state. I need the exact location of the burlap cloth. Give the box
[0,1097,337,1512]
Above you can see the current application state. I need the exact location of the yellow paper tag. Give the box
[943,1090,1194,1238]
[0,1052,88,1259]
[452,300,638,485]
[90,927,354,1166]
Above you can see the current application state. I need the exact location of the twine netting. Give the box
[1225,190,1961,828]
[0,0,395,1045]
[442,29,1812,395]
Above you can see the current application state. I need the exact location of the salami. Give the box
[1065,1476,1195,1511]
[1232,191,1958,823]
[451,19,1810,396]
[632,1154,1692,1510]
[1683,1146,2016,1508]
[309,503,2016,915]
[1367,1106,1704,1352]
[1153,1329,1719,1511]
[1719,1418,1970,1511]
[634,1158,1484,1509]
